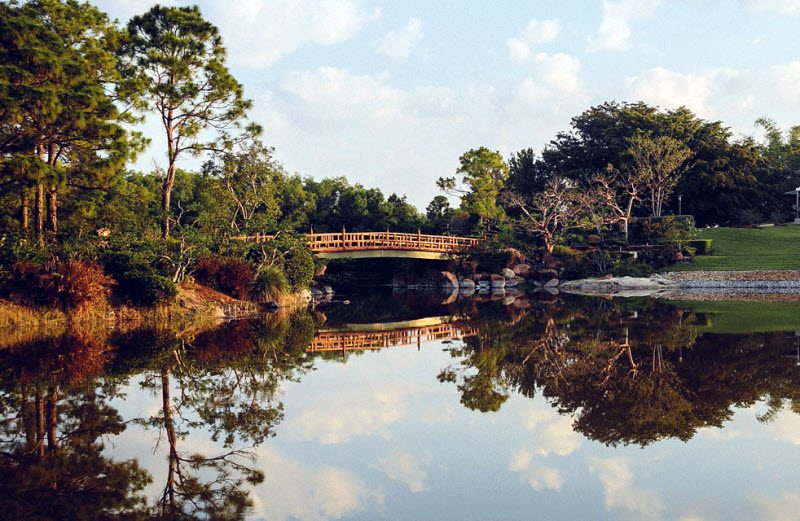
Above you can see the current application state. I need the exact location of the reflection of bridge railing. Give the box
[233,231,480,254]
[308,319,477,352]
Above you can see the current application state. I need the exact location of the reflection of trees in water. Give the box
[0,310,318,519]
[140,313,316,518]
[441,297,800,446]
[0,329,151,519]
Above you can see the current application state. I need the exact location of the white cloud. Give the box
[624,67,746,119]
[744,0,800,14]
[375,450,429,492]
[589,457,663,521]
[507,19,562,63]
[587,0,661,52]
[97,0,378,67]
[269,65,503,205]
[516,52,584,105]
[377,17,423,60]
[282,66,406,124]
[772,61,800,106]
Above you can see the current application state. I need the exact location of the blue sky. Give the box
[95,0,800,207]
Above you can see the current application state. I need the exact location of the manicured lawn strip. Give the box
[667,225,800,271]
[670,300,800,333]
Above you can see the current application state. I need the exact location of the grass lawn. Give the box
[668,224,800,271]
[669,300,800,333]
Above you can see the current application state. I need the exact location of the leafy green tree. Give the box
[386,193,423,231]
[125,5,256,239]
[425,195,454,233]
[202,140,282,234]
[628,134,692,217]
[530,102,764,225]
[507,147,550,197]
[438,147,509,229]
[1,0,142,243]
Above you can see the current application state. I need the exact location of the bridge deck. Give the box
[233,231,480,255]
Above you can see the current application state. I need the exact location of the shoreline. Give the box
[0,283,313,349]
[560,270,800,300]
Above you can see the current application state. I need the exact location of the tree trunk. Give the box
[48,186,57,234]
[46,385,58,454]
[161,163,176,240]
[161,366,178,514]
[36,183,45,247]
[21,191,29,231]
[35,391,45,458]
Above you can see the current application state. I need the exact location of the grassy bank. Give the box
[671,300,800,333]
[668,225,800,271]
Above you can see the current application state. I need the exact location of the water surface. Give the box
[2,292,800,520]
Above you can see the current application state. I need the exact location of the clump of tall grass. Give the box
[250,265,289,303]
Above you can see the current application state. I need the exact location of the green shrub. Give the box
[251,265,290,303]
[732,208,763,227]
[247,233,315,290]
[611,261,654,277]
[687,239,712,255]
[559,250,619,280]
[630,216,697,244]
[636,244,680,269]
[116,270,177,306]
[283,247,314,290]
[551,245,582,262]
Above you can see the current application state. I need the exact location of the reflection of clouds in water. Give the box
[509,399,578,492]
[283,387,408,444]
[588,457,663,521]
[419,402,455,424]
[509,449,564,491]
[374,450,430,492]
[521,400,581,456]
[253,446,383,521]
[742,491,800,521]
[764,408,800,445]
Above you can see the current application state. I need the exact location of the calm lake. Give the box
[3,290,800,520]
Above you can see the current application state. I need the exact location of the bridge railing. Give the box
[233,231,480,254]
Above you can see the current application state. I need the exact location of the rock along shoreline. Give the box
[560,271,800,300]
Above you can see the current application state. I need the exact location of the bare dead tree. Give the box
[504,179,598,253]
[592,164,646,241]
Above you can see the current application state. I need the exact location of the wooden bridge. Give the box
[234,230,480,259]
[308,316,477,352]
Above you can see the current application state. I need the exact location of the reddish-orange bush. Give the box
[9,259,111,309]
[51,259,112,309]
[194,256,255,300]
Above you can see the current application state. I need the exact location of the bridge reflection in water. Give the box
[308,316,477,353]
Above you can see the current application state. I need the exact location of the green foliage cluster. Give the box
[629,215,697,244]
[250,265,290,303]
